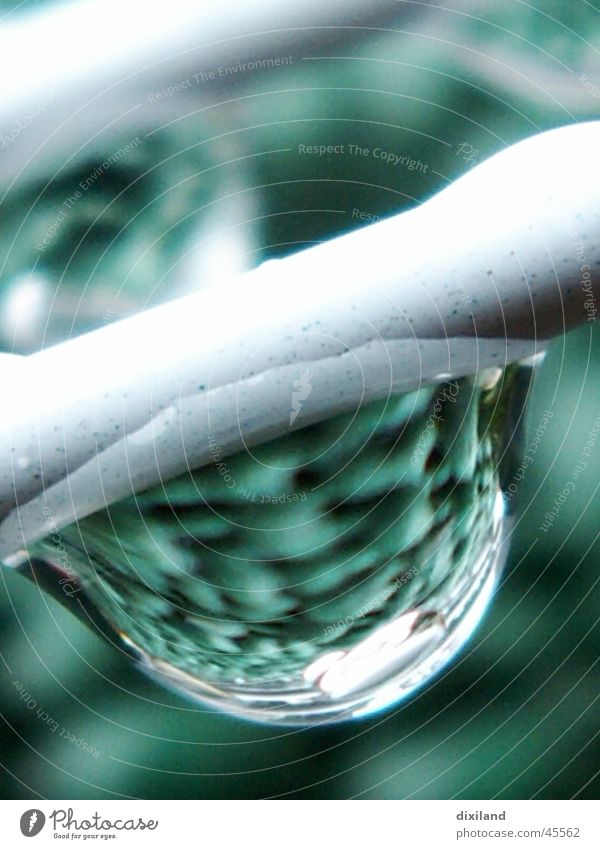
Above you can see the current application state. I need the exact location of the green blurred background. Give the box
[0,0,598,799]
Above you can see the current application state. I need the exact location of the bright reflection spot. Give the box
[2,274,49,347]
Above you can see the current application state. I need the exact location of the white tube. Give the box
[0,0,399,184]
[0,0,396,118]
[1,120,599,561]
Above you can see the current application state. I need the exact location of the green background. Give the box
[0,0,598,799]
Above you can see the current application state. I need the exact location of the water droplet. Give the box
[27,362,533,724]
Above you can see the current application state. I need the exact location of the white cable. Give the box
[1,120,599,560]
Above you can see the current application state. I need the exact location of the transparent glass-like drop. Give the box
[29,363,530,724]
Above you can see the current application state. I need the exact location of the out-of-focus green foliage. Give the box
[0,0,599,799]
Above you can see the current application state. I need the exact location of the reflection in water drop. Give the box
[28,364,531,724]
